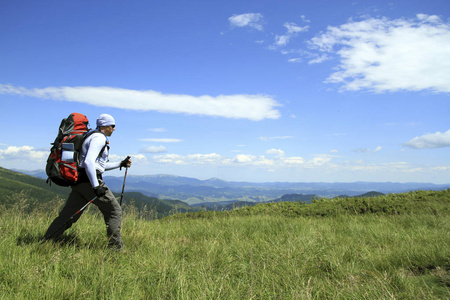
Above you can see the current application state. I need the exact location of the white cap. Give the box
[96,114,115,128]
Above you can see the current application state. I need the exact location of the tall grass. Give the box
[1,191,449,299]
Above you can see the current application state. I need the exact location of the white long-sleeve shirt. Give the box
[78,132,120,187]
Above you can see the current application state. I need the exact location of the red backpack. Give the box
[46,113,90,186]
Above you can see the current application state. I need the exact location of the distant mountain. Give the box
[12,168,48,179]
[191,200,255,210]
[103,174,449,204]
[118,191,201,216]
[15,169,450,205]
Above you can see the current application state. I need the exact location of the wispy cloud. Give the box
[0,84,281,121]
[141,146,167,154]
[288,58,302,63]
[308,14,450,93]
[308,54,331,64]
[139,138,183,143]
[274,22,309,46]
[300,15,311,23]
[266,148,285,157]
[150,151,350,169]
[152,152,306,168]
[403,129,450,149]
[0,145,151,168]
[229,13,264,31]
[354,146,382,153]
[259,136,294,141]
[148,128,167,132]
[153,153,224,165]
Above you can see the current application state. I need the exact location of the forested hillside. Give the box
[0,167,69,207]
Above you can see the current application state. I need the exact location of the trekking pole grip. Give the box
[120,156,131,170]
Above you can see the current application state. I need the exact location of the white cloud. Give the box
[229,13,264,31]
[153,154,185,165]
[0,84,281,121]
[148,151,450,180]
[151,152,308,168]
[139,138,183,143]
[308,157,331,166]
[282,156,304,166]
[266,148,285,156]
[0,146,47,161]
[300,15,311,23]
[148,128,167,132]
[129,154,148,164]
[153,153,224,165]
[259,136,294,141]
[254,157,275,167]
[275,22,309,46]
[309,14,450,93]
[354,146,382,153]
[186,153,224,164]
[403,129,450,149]
[288,58,302,63]
[234,154,256,164]
[339,161,411,172]
[308,54,331,64]
[141,146,167,154]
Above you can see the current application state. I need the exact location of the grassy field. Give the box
[1,190,449,299]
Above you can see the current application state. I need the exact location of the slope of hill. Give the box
[119,192,202,217]
[269,193,321,204]
[0,167,70,206]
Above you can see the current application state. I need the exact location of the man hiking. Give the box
[44,114,132,250]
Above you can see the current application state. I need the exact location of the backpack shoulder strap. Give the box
[83,130,109,155]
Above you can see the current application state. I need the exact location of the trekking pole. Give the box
[42,196,97,243]
[119,156,131,206]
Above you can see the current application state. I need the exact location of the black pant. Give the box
[44,179,123,249]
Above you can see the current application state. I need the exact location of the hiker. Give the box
[44,114,132,250]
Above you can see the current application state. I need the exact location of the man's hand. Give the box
[94,184,108,197]
[120,156,132,170]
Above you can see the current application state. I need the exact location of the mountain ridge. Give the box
[13,169,450,205]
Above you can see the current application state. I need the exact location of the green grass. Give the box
[1,190,449,299]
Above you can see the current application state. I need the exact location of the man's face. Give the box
[103,125,115,136]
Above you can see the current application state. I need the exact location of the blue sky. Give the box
[1,0,449,183]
